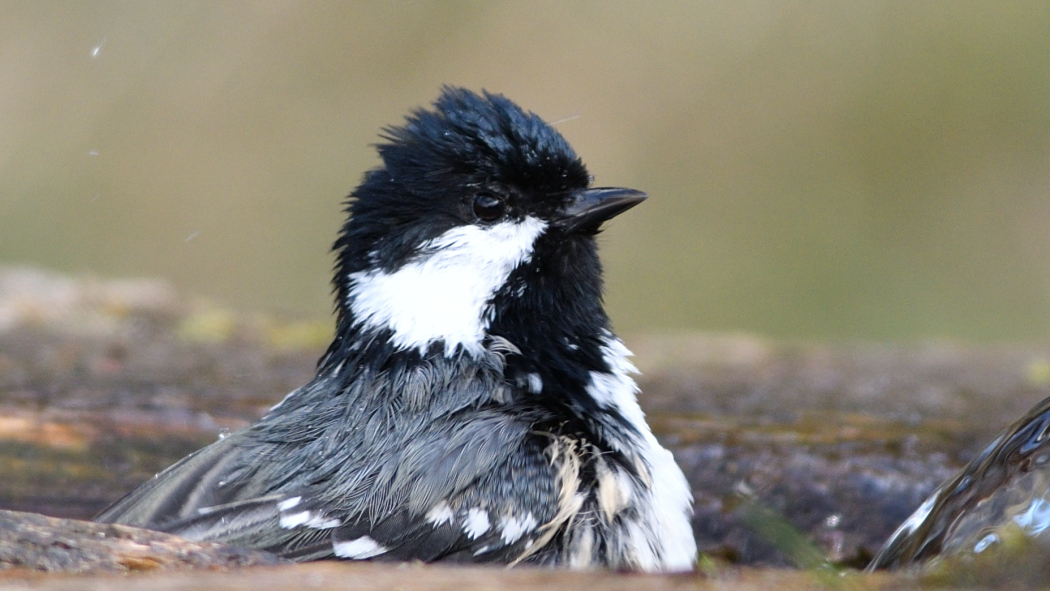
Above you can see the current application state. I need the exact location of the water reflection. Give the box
[869,395,1050,569]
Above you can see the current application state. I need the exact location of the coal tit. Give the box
[96,87,697,571]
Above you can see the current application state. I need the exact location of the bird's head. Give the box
[329,87,645,367]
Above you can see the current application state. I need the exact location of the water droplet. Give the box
[217,427,231,440]
[974,533,999,553]
[91,37,106,58]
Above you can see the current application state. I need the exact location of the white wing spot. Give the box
[278,496,302,511]
[304,513,341,529]
[464,507,491,539]
[279,510,311,529]
[500,513,538,544]
[426,501,455,526]
[333,536,388,559]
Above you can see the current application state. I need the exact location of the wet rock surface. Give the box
[630,335,1050,566]
[1,267,1049,586]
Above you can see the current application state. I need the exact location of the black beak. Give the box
[554,187,647,233]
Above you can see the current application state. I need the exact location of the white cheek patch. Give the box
[348,218,547,356]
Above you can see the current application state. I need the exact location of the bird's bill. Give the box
[555,187,647,233]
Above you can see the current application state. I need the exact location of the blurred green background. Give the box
[2,1,1050,341]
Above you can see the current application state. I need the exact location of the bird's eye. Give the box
[472,193,505,222]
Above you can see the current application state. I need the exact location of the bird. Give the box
[95,87,697,571]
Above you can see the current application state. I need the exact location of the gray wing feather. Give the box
[96,406,562,564]
[96,435,252,527]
